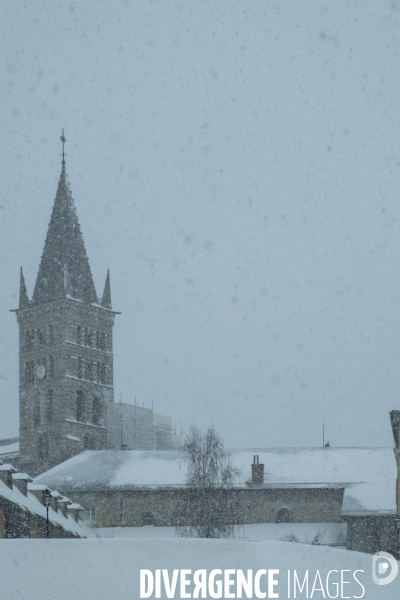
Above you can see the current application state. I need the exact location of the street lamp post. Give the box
[43,490,51,539]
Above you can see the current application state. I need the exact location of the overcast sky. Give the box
[1,1,399,449]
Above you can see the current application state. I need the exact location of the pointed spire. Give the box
[101,269,112,309]
[19,267,29,309]
[31,139,98,306]
[60,129,66,168]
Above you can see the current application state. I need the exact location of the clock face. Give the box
[36,365,46,380]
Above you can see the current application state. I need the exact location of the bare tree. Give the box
[174,425,241,538]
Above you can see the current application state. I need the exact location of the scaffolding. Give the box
[106,401,181,451]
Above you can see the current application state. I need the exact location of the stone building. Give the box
[35,445,395,553]
[340,413,399,557]
[13,155,118,477]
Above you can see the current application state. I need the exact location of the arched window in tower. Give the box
[92,397,102,426]
[76,389,85,422]
[32,390,40,427]
[86,360,93,381]
[100,363,106,385]
[26,330,34,349]
[87,329,94,347]
[96,331,106,351]
[37,328,45,346]
[45,389,53,422]
[49,356,54,379]
[77,357,83,379]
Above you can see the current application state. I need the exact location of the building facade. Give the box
[15,156,117,477]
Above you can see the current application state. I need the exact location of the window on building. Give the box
[37,328,45,346]
[87,329,94,347]
[100,364,106,385]
[33,390,40,426]
[25,361,34,384]
[49,356,54,379]
[276,508,291,523]
[83,433,95,450]
[77,357,83,379]
[76,390,85,422]
[26,330,34,349]
[92,397,102,426]
[96,361,100,383]
[141,512,154,526]
[45,389,53,422]
[96,331,106,351]
[84,507,96,521]
[77,325,82,345]
[48,325,54,345]
[86,360,93,381]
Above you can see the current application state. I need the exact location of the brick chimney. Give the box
[0,464,17,489]
[12,473,33,496]
[251,455,264,484]
[27,483,51,505]
[68,503,84,523]
[58,496,72,519]
[50,491,62,513]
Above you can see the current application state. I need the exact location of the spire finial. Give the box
[60,129,66,167]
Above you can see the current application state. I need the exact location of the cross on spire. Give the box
[60,129,66,166]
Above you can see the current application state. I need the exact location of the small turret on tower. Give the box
[19,267,29,309]
[101,269,112,309]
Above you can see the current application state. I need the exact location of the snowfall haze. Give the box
[0,1,399,450]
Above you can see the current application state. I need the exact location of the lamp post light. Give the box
[43,490,51,539]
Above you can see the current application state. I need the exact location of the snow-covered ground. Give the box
[0,529,398,599]
[94,522,347,546]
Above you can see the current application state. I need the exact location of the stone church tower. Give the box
[15,144,117,477]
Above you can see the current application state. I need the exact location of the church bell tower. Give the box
[15,134,117,477]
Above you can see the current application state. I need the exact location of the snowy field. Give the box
[0,528,398,599]
[95,522,347,546]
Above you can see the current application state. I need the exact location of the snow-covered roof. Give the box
[68,503,83,510]
[58,496,71,504]
[28,484,50,492]
[12,473,33,481]
[34,447,397,514]
[0,479,88,537]
[0,463,17,472]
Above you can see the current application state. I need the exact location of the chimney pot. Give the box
[251,457,264,484]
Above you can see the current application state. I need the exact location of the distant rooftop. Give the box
[0,437,19,461]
